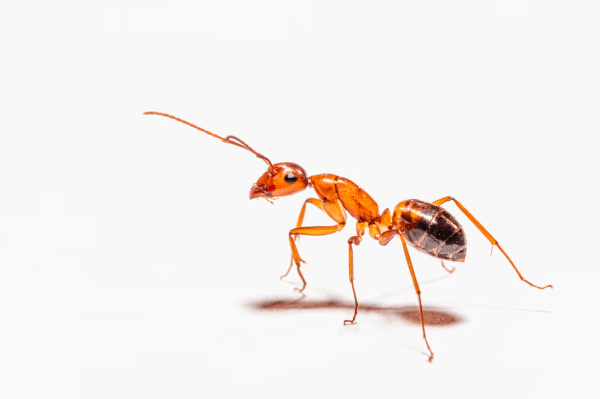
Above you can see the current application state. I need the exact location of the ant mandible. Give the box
[144,111,552,363]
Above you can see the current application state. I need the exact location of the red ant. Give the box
[144,111,552,363]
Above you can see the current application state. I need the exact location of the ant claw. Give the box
[427,354,434,363]
[343,319,356,325]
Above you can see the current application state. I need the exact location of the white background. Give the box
[1,1,598,398]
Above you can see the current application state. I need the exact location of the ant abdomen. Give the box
[393,199,467,262]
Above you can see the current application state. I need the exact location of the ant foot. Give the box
[440,261,455,274]
[343,319,356,325]
[280,268,293,280]
[523,279,553,290]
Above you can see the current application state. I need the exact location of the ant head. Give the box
[142,112,310,202]
[250,162,309,200]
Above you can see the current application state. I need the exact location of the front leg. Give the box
[287,199,347,292]
[281,198,324,280]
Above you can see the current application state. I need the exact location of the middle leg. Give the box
[344,221,367,325]
[440,260,455,274]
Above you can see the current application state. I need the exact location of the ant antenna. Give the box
[144,111,274,169]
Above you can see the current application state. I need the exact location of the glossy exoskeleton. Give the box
[144,111,552,363]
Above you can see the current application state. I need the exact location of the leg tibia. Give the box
[286,199,347,293]
[281,198,325,280]
[344,234,362,325]
[398,233,434,362]
[432,196,552,290]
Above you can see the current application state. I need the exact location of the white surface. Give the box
[1,1,598,398]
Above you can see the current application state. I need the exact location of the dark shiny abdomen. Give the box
[393,199,467,262]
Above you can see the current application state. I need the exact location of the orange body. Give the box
[310,175,379,223]
[144,111,552,363]
[308,175,467,260]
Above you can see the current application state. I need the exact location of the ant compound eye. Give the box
[284,173,298,183]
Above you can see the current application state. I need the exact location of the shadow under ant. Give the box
[251,263,466,327]
[246,297,464,327]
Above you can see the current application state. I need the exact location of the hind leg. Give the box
[432,196,552,290]
[378,230,435,362]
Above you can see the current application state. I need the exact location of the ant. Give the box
[144,111,552,363]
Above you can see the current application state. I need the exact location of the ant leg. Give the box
[398,232,435,363]
[344,226,364,324]
[432,196,552,290]
[288,200,347,293]
[440,260,455,274]
[281,198,324,280]
[289,224,345,292]
[378,230,434,362]
[382,234,454,274]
